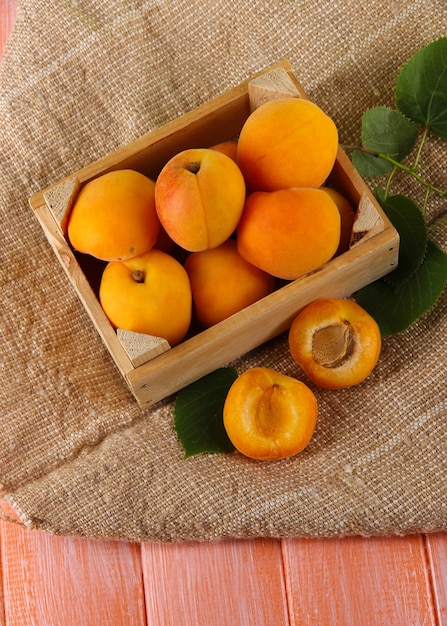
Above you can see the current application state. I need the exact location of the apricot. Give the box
[223,367,318,461]
[184,239,275,328]
[210,140,238,162]
[321,187,356,255]
[237,97,338,191]
[288,298,381,389]
[154,148,246,252]
[67,169,160,262]
[237,187,341,280]
[99,248,192,346]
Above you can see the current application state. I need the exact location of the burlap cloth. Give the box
[0,0,446,543]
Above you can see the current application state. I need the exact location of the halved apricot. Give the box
[288,298,381,389]
[223,367,318,461]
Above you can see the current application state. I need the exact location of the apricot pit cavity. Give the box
[311,321,355,368]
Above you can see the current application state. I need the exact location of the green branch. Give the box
[360,147,447,199]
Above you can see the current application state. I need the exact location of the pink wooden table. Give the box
[1,2,446,623]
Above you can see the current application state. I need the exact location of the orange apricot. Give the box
[184,239,275,328]
[154,148,246,252]
[288,298,381,389]
[237,187,341,280]
[209,140,238,162]
[237,97,338,191]
[67,169,160,262]
[99,248,192,346]
[321,187,356,255]
[223,367,318,461]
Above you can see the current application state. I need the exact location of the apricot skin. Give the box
[67,169,160,262]
[288,298,381,389]
[99,249,192,346]
[237,188,341,280]
[237,97,338,192]
[154,148,246,252]
[210,140,238,162]
[321,187,356,255]
[223,367,318,461]
[184,239,275,328]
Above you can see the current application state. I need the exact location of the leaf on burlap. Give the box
[356,239,447,336]
[174,367,238,458]
[396,37,447,138]
[380,195,428,285]
[352,106,419,177]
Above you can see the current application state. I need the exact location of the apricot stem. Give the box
[132,269,145,283]
[312,321,354,368]
[187,161,201,174]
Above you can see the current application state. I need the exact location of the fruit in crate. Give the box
[237,187,341,280]
[184,239,275,328]
[288,298,382,389]
[236,97,338,191]
[99,248,192,346]
[154,148,246,252]
[67,169,160,262]
[321,187,356,255]
[223,367,318,461]
[210,140,238,162]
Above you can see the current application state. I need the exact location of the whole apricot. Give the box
[154,148,246,252]
[184,239,275,328]
[288,298,381,389]
[321,187,356,255]
[237,97,338,191]
[237,187,341,280]
[210,140,238,162]
[223,367,318,461]
[99,248,192,346]
[67,169,160,262]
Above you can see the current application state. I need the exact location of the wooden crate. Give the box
[29,60,399,408]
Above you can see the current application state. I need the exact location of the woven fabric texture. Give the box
[0,0,446,542]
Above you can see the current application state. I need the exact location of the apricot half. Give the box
[67,169,160,262]
[237,97,338,191]
[99,248,192,346]
[154,148,246,252]
[237,187,341,280]
[184,239,275,328]
[223,367,318,461]
[288,298,381,389]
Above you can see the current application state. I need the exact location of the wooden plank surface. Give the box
[427,533,447,624]
[1,523,146,626]
[283,535,436,625]
[1,3,447,625]
[142,539,290,626]
[0,0,15,63]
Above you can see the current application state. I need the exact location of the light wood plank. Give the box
[0,525,5,626]
[142,538,289,625]
[283,535,436,625]
[0,0,17,63]
[1,521,146,626]
[426,533,447,624]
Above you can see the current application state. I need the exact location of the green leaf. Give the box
[396,37,447,139]
[174,367,238,458]
[380,195,427,285]
[352,148,393,177]
[352,107,419,177]
[360,106,419,159]
[356,239,447,336]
